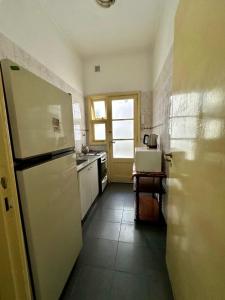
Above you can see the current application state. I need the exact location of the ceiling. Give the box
[38,0,164,58]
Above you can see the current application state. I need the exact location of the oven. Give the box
[98,152,108,193]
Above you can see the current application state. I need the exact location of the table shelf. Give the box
[132,166,166,223]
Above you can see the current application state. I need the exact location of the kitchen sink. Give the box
[76,159,87,166]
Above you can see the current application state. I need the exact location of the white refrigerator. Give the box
[1,59,82,300]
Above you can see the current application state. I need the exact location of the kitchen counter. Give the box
[76,152,106,172]
[76,155,99,172]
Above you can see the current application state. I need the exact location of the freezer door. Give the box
[16,154,82,300]
[1,59,74,159]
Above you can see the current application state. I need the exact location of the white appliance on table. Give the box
[135,147,162,172]
[1,59,82,300]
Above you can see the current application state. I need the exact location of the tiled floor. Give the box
[61,183,173,300]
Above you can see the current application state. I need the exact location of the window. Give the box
[92,101,106,119]
[94,123,106,140]
[89,98,107,142]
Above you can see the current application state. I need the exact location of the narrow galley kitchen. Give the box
[1,0,225,300]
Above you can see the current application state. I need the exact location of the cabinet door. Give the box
[78,167,89,219]
[78,161,99,220]
[90,161,99,203]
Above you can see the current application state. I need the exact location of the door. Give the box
[166,0,225,299]
[16,154,82,300]
[0,70,31,299]
[1,59,74,159]
[108,95,140,182]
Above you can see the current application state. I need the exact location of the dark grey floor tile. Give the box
[62,184,172,299]
[110,269,173,300]
[100,198,124,210]
[77,238,118,269]
[85,220,121,241]
[115,242,167,275]
[106,183,133,193]
[119,223,149,246]
[123,196,135,210]
[122,210,135,224]
[110,272,152,300]
[143,225,167,255]
[60,263,82,299]
[148,270,174,300]
[70,265,114,300]
[93,208,123,223]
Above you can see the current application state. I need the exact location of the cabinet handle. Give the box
[1,177,7,189]
[4,197,12,212]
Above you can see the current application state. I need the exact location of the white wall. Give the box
[0,0,83,93]
[153,0,180,86]
[84,50,153,95]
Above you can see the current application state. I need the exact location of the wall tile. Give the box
[152,47,173,221]
[0,32,86,152]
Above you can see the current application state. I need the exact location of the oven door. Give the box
[101,158,107,181]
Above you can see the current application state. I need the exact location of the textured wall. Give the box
[152,48,173,221]
[152,0,179,86]
[152,48,173,153]
[140,90,153,142]
[0,32,86,152]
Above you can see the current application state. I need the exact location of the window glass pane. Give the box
[112,120,134,139]
[113,140,134,158]
[72,102,81,121]
[74,124,81,141]
[93,101,106,119]
[94,123,106,140]
[112,99,134,119]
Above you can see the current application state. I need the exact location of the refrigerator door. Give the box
[1,59,75,159]
[16,154,82,300]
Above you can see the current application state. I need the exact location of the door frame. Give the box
[87,91,141,182]
[0,69,32,299]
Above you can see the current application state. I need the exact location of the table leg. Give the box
[135,176,140,221]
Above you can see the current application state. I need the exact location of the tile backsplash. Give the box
[152,47,173,155]
[0,32,86,152]
[152,47,173,221]
[140,90,153,143]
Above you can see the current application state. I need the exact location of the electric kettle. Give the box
[81,144,89,154]
[143,134,158,148]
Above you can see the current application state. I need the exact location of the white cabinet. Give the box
[78,166,90,219]
[78,160,99,219]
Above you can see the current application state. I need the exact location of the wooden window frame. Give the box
[88,96,108,144]
[87,92,141,147]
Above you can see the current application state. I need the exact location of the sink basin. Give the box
[76,159,87,166]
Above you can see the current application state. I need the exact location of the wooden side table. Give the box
[132,167,166,222]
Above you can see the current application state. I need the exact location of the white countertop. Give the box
[76,152,106,172]
[76,155,99,172]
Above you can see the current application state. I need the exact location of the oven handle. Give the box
[102,175,108,183]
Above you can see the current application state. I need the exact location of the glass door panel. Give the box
[112,120,134,139]
[111,98,135,159]
[112,99,134,119]
[113,140,134,158]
